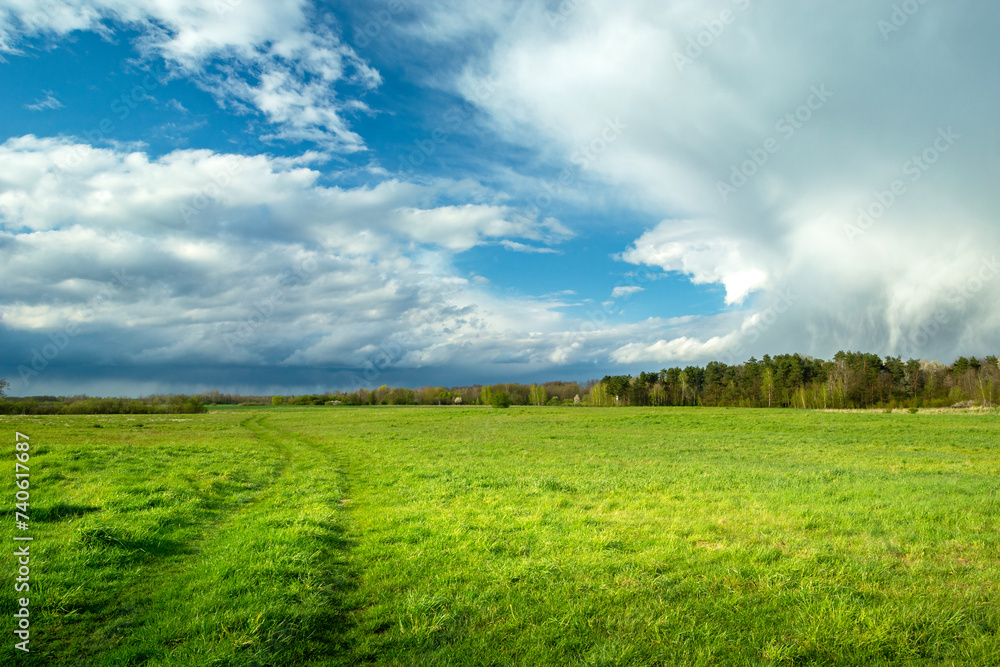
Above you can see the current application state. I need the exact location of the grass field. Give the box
[3,407,999,665]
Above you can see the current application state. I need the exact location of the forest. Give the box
[585,352,999,409]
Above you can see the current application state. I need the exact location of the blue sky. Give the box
[1,0,998,396]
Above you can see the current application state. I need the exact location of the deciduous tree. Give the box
[528,384,548,406]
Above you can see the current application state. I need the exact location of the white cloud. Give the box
[0,136,632,388]
[392,205,569,252]
[0,0,378,151]
[24,90,62,111]
[397,1,516,45]
[4,0,1000,393]
[0,136,572,255]
[620,222,767,305]
[612,333,739,366]
[610,285,643,299]
[427,0,1000,364]
[500,240,560,254]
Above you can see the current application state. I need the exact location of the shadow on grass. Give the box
[45,512,362,666]
[34,503,102,522]
[77,526,192,564]
[293,521,363,665]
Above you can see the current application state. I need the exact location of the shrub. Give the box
[490,391,512,409]
[176,397,207,414]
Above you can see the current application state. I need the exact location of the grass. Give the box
[3,407,999,665]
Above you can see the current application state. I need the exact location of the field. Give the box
[3,407,999,665]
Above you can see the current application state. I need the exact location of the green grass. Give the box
[3,408,999,665]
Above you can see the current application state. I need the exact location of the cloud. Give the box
[611,333,739,366]
[394,1,517,45]
[4,0,999,395]
[620,222,766,305]
[423,0,1000,364]
[24,90,62,111]
[0,135,640,392]
[0,0,379,151]
[391,205,570,252]
[610,285,643,299]
[500,240,560,254]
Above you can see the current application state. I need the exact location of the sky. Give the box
[1,0,999,396]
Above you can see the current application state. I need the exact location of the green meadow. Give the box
[3,407,999,665]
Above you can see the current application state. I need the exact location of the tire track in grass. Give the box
[20,413,291,666]
[243,413,360,667]
[98,413,357,666]
[51,413,286,665]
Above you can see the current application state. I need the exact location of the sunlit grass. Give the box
[3,407,998,665]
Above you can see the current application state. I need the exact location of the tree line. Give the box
[589,352,999,409]
[1,352,997,413]
[319,352,999,409]
[288,381,586,408]
[0,389,207,415]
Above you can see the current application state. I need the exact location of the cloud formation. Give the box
[610,285,643,299]
[0,136,609,393]
[24,90,62,111]
[433,0,1000,364]
[3,0,999,395]
[0,0,378,150]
